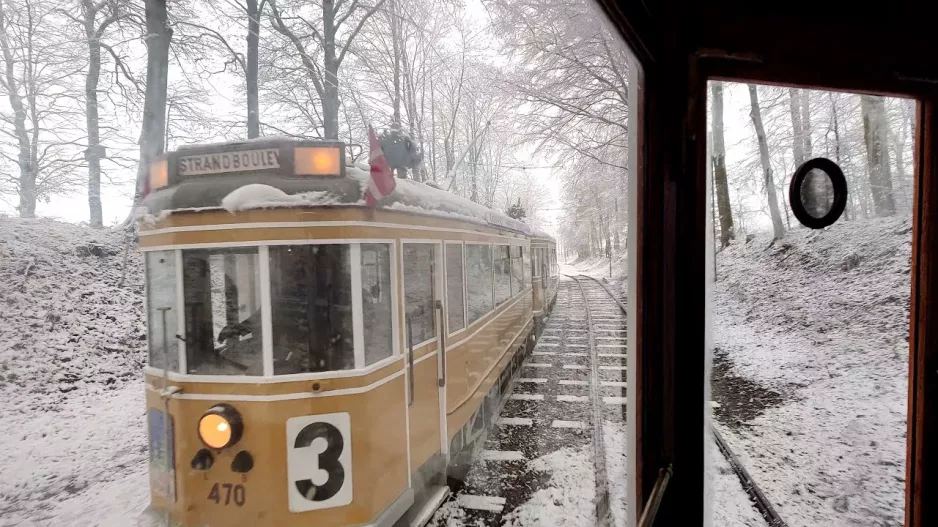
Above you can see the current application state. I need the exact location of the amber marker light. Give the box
[198,404,243,450]
[294,146,341,176]
[149,158,168,190]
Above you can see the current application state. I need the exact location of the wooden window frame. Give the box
[594,2,938,524]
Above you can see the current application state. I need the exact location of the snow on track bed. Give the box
[431,277,628,527]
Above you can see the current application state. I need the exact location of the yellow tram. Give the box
[137,138,558,526]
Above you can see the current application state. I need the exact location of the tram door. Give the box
[401,242,447,488]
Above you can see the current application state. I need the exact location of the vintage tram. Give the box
[137,138,558,526]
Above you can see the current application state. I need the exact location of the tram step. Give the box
[405,485,450,527]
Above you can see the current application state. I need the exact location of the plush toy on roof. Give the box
[378,128,423,173]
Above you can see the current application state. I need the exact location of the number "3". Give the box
[294,422,345,502]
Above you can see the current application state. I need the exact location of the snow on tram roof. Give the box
[147,155,552,240]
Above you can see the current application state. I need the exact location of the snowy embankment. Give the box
[715,217,911,526]
[0,217,149,526]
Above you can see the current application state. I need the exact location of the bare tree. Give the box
[132,0,171,204]
[748,84,785,240]
[789,87,805,168]
[711,81,734,248]
[73,0,138,227]
[267,0,387,140]
[861,94,896,216]
[801,89,813,158]
[0,0,85,217]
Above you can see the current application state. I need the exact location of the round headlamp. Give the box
[198,404,243,450]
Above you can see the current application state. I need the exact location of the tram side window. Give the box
[466,244,494,324]
[445,244,466,334]
[269,245,353,374]
[494,244,511,305]
[146,251,179,372]
[183,248,263,376]
[361,244,393,366]
[522,247,531,291]
[404,244,436,346]
[510,246,524,296]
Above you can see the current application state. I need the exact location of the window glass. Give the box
[510,245,524,296]
[522,247,531,291]
[494,244,511,305]
[361,244,393,365]
[146,251,179,372]
[269,245,353,374]
[466,244,494,324]
[707,82,914,524]
[446,244,466,333]
[404,244,435,346]
[183,248,263,375]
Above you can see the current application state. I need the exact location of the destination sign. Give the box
[178,148,280,176]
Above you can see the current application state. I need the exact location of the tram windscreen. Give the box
[182,248,264,375]
[269,245,354,374]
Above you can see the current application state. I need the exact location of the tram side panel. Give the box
[445,290,532,451]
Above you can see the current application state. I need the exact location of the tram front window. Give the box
[269,244,354,374]
[182,248,264,375]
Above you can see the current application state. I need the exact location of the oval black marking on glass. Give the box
[789,157,848,229]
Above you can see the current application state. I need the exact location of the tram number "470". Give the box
[208,483,245,507]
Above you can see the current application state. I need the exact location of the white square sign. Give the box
[286,412,353,512]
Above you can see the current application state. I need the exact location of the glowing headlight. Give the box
[198,404,243,450]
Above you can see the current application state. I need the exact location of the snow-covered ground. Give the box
[0,217,149,526]
[571,216,911,526]
[714,218,910,526]
[1,214,911,526]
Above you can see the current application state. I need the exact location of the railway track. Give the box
[573,273,786,527]
[431,274,784,526]
[432,277,628,526]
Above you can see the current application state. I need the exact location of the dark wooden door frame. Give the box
[594,2,938,524]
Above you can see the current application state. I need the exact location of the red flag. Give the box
[365,127,395,207]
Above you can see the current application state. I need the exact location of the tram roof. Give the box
[140,138,554,241]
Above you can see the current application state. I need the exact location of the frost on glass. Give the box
[510,245,524,296]
[146,251,179,372]
[467,244,494,324]
[404,244,436,346]
[495,244,511,305]
[362,244,393,365]
[269,245,353,374]
[446,244,466,333]
[183,249,263,375]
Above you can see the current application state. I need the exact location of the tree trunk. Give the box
[788,87,805,167]
[829,93,849,219]
[711,82,734,247]
[0,1,35,217]
[801,90,813,158]
[748,84,785,240]
[389,0,401,130]
[861,94,896,216]
[429,77,437,179]
[246,0,261,138]
[322,0,339,139]
[83,2,103,227]
[134,0,172,204]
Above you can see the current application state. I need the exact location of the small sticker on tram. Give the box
[207,482,246,507]
[178,148,280,176]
